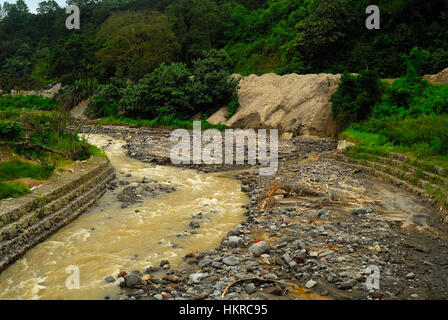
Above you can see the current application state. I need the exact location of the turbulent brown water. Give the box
[0,134,247,300]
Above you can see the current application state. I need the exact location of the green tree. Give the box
[96,10,180,81]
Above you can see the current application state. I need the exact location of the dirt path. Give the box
[79,125,448,300]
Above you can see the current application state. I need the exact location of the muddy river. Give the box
[0,134,247,299]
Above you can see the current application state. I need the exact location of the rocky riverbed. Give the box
[81,125,448,300]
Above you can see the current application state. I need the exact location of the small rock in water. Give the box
[104,276,115,283]
[189,221,200,229]
[159,260,170,268]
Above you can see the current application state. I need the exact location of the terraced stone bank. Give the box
[334,148,448,224]
[0,157,115,272]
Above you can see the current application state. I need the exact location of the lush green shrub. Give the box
[85,78,127,118]
[351,114,448,156]
[0,160,55,181]
[0,181,31,200]
[120,62,192,119]
[227,95,240,119]
[190,50,238,115]
[0,95,55,111]
[372,76,448,119]
[331,69,383,131]
[0,120,22,141]
[91,50,238,122]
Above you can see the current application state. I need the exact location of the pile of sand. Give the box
[207,73,341,138]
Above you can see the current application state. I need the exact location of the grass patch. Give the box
[0,181,31,199]
[0,160,54,181]
[0,94,56,111]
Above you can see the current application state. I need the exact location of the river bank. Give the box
[80,125,448,300]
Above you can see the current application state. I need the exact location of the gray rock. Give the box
[244,283,257,294]
[319,250,335,258]
[338,279,356,289]
[228,224,243,236]
[353,207,368,215]
[282,253,292,264]
[228,236,245,247]
[223,255,240,266]
[199,257,212,268]
[124,271,143,287]
[406,272,415,279]
[154,294,163,300]
[249,241,271,256]
[306,280,317,289]
[213,280,228,291]
[104,276,116,283]
[189,272,208,284]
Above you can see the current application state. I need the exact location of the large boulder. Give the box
[207,73,340,138]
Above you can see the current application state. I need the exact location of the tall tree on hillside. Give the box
[37,0,60,14]
[96,10,180,81]
[168,0,221,63]
[49,33,98,87]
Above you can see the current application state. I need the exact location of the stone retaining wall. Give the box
[0,157,115,272]
[333,152,448,224]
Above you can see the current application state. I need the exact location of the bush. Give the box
[0,120,22,141]
[120,62,193,119]
[190,50,238,115]
[0,181,31,200]
[0,94,55,111]
[93,49,239,122]
[330,69,383,131]
[0,160,54,181]
[352,114,448,156]
[227,95,240,119]
[85,78,127,118]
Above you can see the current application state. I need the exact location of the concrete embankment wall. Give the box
[0,157,115,272]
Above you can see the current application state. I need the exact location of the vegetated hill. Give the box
[1,0,447,91]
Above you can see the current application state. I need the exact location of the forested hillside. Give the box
[1,0,447,92]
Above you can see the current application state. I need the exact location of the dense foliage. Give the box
[86,50,238,120]
[338,54,448,158]
[1,0,447,91]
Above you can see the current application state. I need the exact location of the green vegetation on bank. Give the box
[332,50,448,207]
[0,96,105,200]
[0,181,31,199]
[0,95,56,111]
[85,49,238,122]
